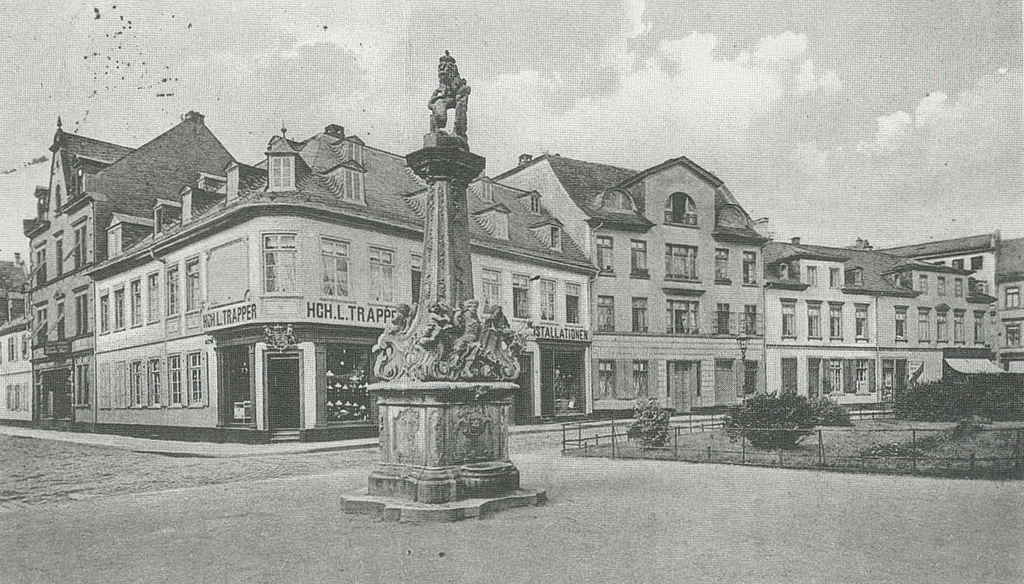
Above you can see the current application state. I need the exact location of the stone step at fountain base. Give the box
[341,488,546,523]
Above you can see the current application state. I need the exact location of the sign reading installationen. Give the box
[531,324,590,342]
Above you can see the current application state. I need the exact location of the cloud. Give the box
[476,31,842,171]
[623,0,651,38]
[914,91,950,128]
[857,110,912,155]
[752,31,808,63]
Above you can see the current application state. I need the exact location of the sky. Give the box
[0,0,1020,262]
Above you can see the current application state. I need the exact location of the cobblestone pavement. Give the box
[0,431,563,512]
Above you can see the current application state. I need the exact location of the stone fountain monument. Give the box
[341,52,546,522]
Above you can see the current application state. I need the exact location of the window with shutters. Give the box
[188,352,203,404]
[75,292,89,336]
[631,297,648,333]
[130,279,142,327]
[149,358,162,406]
[168,355,183,405]
[540,279,556,321]
[597,360,616,400]
[633,360,649,398]
[130,360,144,407]
[147,273,160,323]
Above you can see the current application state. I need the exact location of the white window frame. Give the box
[321,238,350,297]
[369,247,395,302]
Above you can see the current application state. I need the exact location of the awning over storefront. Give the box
[944,358,1005,374]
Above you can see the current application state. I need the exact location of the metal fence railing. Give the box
[562,417,1024,479]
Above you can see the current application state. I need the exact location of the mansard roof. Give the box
[94,131,594,276]
[882,232,999,259]
[495,153,762,237]
[765,240,974,296]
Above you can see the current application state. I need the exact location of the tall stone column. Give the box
[406,144,483,309]
[342,52,544,522]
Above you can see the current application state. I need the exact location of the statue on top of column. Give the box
[429,51,471,144]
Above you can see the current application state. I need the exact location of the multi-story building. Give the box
[764,239,996,404]
[496,154,766,414]
[0,317,33,423]
[883,232,1001,296]
[87,125,595,442]
[0,257,31,423]
[995,237,1024,372]
[23,112,233,429]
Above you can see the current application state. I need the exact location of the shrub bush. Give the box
[894,374,1024,421]
[725,393,818,450]
[629,397,671,448]
[812,398,853,427]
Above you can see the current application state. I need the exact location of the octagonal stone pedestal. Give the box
[341,381,546,522]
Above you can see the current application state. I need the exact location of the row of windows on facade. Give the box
[33,222,90,287]
[934,256,985,271]
[96,353,205,409]
[779,301,987,344]
[5,383,31,412]
[779,357,908,395]
[33,293,90,344]
[0,334,30,363]
[84,234,585,337]
[595,298,759,336]
[592,190,705,226]
[595,358,759,401]
[595,238,758,284]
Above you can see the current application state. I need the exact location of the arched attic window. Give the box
[665,192,697,225]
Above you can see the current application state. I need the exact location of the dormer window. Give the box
[530,194,541,213]
[269,155,294,191]
[479,180,494,203]
[666,193,697,225]
[54,184,62,214]
[197,173,226,192]
[604,190,633,211]
[340,168,364,202]
[108,225,122,257]
[550,226,562,251]
[346,140,363,165]
[473,206,511,241]
[846,268,864,287]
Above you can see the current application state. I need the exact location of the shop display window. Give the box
[325,344,372,422]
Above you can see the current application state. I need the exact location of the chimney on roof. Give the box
[324,124,345,139]
[14,253,24,274]
[791,237,801,245]
[849,237,873,250]
[182,111,205,124]
[518,153,533,166]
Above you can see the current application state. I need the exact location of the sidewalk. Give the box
[0,419,571,458]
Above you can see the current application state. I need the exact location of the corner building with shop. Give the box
[88,125,595,442]
[496,154,767,415]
